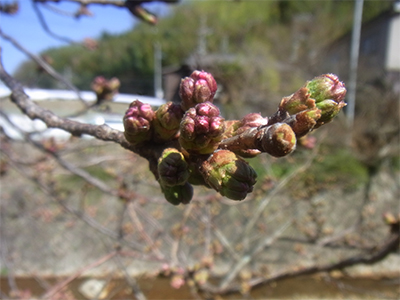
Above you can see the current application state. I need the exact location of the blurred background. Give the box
[0,0,399,299]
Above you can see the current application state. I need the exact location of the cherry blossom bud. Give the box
[260,123,296,157]
[236,113,269,135]
[179,102,225,154]
[276,74,346,124]
[201,150,257,200]
[315,99,346,127]
[278,87,315,116]
[180,70,218,111]
[123,100,155,145]
[306,74,347,127]
[153,102,184,141]
[158,148,190,187]
[306,73,346,104]
[162,182,194,205]
[285,108,321,137]
[91,76,120,102]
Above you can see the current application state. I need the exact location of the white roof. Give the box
[0,86,166,106]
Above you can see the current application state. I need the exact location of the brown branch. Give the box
[0,51,171,180]
[0,29,87,105]
[42,251,118,299]
[32,0,78,44]
[200,230,400,295]
[35,0,126,6]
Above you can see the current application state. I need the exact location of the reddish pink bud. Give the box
[123,100,155,144]
[179,102,225,154]
[180,70,218,111]
[91,76,120,102]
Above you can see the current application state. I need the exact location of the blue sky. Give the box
[0,0,171,74]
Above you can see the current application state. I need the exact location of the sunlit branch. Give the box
[0,30,87,105]
[32,0,78,44]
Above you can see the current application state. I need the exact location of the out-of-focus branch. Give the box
[0,52,168,179]
[0,54,125,146]
[0,30,87,105]
[42,251,118,299]
[36,0,180,25]
[35,0,126,6]
[241,146,318,239]
[0,146,144,250]
[218,221,291,291]
[0,111,116,195]
[32,0,77,44]
[200,228,399,295]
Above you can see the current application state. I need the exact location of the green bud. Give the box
[158,148,190,187]
[285,108,321,137]
[315,99,345,127]
[201,150,257,201]
[153,102,184,141]
[162,182,194,205]
[278,87,315,115]
[306,73,346,104]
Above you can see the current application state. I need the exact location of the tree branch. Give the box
[0,30,87,105]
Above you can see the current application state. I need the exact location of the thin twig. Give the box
[42,251,118,299]
[0,30,88,105]
[218,220,292,291]
[32,0,77,44]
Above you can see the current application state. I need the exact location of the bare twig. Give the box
[35,0,126,7]
[0,111,116,195]
[112,252,148,300]
[127,201,165,260]
[0,30,87,105]
[199,229,399,295]
[32,0,78,44]
[218,220,292,291]
[42,251,118,299]
[241,147,318,239]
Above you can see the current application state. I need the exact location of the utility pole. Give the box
[154,42,163,99]
[347,0,364,137]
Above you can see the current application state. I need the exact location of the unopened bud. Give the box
[278,87,315,116]
[180,70,217,111]
[123,100,155,144]
[158,148,190,187]
[201,150,257,200]
[162,182,194,205]
[285,108,321,137]
[235,113,269,135]
[315,99,346,127]
[153,102,184,141]
[179,102,225,154]
[306,74,346,104]
[260,123,296,157]
[91,76,120,102]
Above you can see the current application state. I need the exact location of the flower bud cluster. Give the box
[179,102,225,155]
[274,74,346,135]
[91,76,120,103]
[123,71,346,205]
[180,70,218,111]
